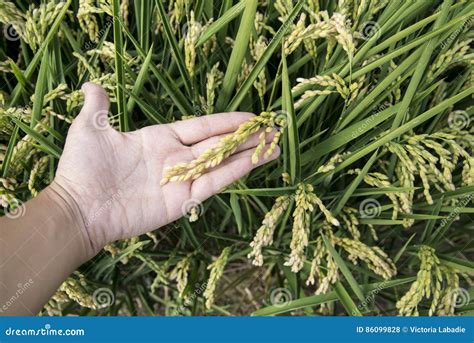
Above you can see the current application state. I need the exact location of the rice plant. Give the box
[0,0,473,316]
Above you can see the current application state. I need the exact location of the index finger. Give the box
[167,112,254,145]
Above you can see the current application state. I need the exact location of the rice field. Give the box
[0,0,473,316]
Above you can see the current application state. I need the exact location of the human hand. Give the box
[54,83,280,255]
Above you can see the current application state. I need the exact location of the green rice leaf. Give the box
[226,0,305,111]
[216,0,258,111]
[197,0,246,47]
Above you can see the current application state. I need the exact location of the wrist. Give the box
[45,181,99,260]
[0,181,98,314]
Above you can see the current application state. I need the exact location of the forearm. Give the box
[0,182,96,315]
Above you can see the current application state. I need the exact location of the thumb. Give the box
[77,82,111,130]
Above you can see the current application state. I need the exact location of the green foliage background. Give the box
[0,0,473,316]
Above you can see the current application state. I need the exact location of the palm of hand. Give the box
[55,83,279,252]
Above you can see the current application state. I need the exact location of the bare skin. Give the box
[0,82,279,315]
